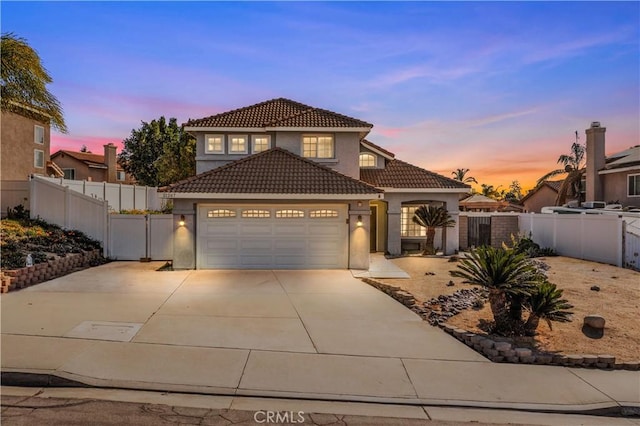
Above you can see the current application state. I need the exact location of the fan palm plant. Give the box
[524,281,574,335]
[450,246,539,332]
[412,205,455,255]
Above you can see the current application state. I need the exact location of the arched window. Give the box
[359,153,376,168]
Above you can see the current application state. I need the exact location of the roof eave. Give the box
[380,187,471,193]
[183,126,373,133]
[162,192,383,200]
[360,141,394,160]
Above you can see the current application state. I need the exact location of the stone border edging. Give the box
[1,249,102,293]
[361,277,640,371]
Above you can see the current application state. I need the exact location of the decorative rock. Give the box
[446,280,455,287]
[623,362,639,371]
[597,355,615,364]
[590,285,600,291]
[552,355,567,365]
[470,335,485,344]
[514,348,532,357]
[480,339,495,349]
[535,355,553,364]
[567,355,584,365]
[494,342,512,351]
[506,356,519,363]
[500,349,516,358]
[582,355,598,365]
[484,349,499,357]
[489,356,504,362]
[583,315,605,329]
[520,356,536,363]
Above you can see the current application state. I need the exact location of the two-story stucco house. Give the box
[51,143,135,184]
[164,98,469,270]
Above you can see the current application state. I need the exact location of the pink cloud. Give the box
[51,134,123,155]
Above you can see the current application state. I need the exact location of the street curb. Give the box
[2,371,638,418]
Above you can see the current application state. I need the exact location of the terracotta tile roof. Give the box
[545,180,564,191]
[51,150,125,170]
[360,139,395,158]
[360,159,470,189]
[185,98,373,129]
[164,148,382,195]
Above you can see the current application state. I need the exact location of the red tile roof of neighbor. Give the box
[51,150,125,170]
[360,159,471,189]
[164,148,382,195]
[185,98,373,129]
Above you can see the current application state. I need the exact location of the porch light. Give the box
[356,215,363,227]
[179,214,186,227]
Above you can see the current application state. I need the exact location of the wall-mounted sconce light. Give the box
[356,215,363,227]
[178,214,186,227]
[357,201,363,207]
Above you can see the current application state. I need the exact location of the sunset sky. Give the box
[3,2,638,191]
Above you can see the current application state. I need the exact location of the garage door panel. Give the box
[198,204,348,269]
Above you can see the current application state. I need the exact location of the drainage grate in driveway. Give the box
[64,321,143,342]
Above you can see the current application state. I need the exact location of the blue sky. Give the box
[3,1,639,189]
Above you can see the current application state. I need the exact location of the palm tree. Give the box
[450,246,538,333]
[412,205,455,255]
[536,132,585,205]
[524,281,574,335]
[451,168,477,184]
[1,32,67,132]
[480,184,502,199]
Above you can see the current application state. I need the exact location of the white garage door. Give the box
[197,204,348,269]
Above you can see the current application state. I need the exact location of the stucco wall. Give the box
[522,186,557,213]
[1,111,50,180]
[51,154,105,182]
[603,171,640,207]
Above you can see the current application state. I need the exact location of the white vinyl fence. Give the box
[40,176,163,212]
[623,221,640,270]
[519,213,623,267]
[29,177,109,255]
[108,214,173,260]
[0,180,30,217]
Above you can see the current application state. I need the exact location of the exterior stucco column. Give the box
[387,198,402,256]
[447,210,460,255]
[172,203,196,269]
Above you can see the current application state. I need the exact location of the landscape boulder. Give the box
[584,315,605,330]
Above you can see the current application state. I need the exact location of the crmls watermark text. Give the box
[253,410,305,423]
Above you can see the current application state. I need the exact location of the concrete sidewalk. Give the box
[1,262,639,418]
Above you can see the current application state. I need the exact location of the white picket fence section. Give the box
[0,180,30,216]
[29,177,109,255]
[108,214,173,260]
[39,176,163,212]
[519,213,623,267]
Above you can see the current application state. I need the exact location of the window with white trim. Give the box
[629,174,640,197]
[242,209,270,218]
[359,153,376,167]
[302,135,334,159]
[207,209,236,218]
[63,168,75,180]
[229,135,248,154]
[252,135,271,153]
[34,125,44,144]
[276,209,305,218]
[205,135,224,154]
[309,209,339,218]
[401,206,426,237]
[116,171,126,181]
[34,149,44,168]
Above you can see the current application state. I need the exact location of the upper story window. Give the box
[34,149,44,168]
[303,135,334,159]
[359,153,376,168]
[116,171,126,181]
[252,135,271,153]
[34,125,44,144]
[629,174,640,197]
[229,135,248,154]
[63,168,75,180]
[205,134,224,154]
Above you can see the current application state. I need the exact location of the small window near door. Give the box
[276,209,305,218]
[207,209,236,218]
[309,209,339,218]
[359,153,376,167]
[34,149,44,168]
[63,168,75,180]
[242,209,270,218]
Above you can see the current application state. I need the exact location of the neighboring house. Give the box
[50,143,135,184]
[165,98,469,270]
[585,122,640,208]
[0,105,63,180]
[520,180,564,213]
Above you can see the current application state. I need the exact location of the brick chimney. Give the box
[585,122,606,202]
[104,143,117,183]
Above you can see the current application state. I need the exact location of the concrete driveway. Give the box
[2,262,638,412]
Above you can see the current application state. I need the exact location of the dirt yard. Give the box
[379,256,640,362]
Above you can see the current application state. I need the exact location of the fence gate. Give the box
[468,216,491,247]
